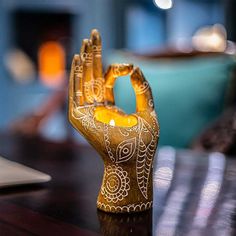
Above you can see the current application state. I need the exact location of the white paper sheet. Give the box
[0,156,51,188]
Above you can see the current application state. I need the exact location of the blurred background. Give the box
[0,0,235,154]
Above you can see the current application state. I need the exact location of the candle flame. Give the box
[109,119,115,126]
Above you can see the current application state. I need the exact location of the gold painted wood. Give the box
[68,29,159,213]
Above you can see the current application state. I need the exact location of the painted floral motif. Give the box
[101,165,130,203]
[136,117,157,199]
[72,104,97,130]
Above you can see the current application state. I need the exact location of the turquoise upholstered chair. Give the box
[105,51,236,148]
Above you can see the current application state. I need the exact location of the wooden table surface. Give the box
[0,133,235,236]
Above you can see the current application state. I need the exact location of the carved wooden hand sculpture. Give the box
[68,29,159,213]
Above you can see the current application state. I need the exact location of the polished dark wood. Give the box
[0,133,235,236]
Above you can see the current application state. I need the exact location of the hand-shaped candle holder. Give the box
[68,29,159,213]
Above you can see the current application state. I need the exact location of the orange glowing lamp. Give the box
[38,41,65,87]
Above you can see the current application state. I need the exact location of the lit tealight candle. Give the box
[94,106,137,127]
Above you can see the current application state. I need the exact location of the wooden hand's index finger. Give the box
[131,67,154,112]
[104,64,133,105]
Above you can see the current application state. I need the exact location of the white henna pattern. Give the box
[83,78,104,103]
[97,200,153,213]
[148,99,154,108]
[93,77,104,102]
[92,45,102,55]
[81,52,92,65]
[136,117,157,199]
[119,128,130,136]
[134,81,150,95]
[104,124,115,162]
[112,66,123,77]
[72,104,97,130]
[101,165,130,203]
[116,137,136,163]
[150,111,159,135]
[150,110,156,118]
[75,91,82,97]
[84,81,95,103]
[103,114,157,200]
[74,65,83,77]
